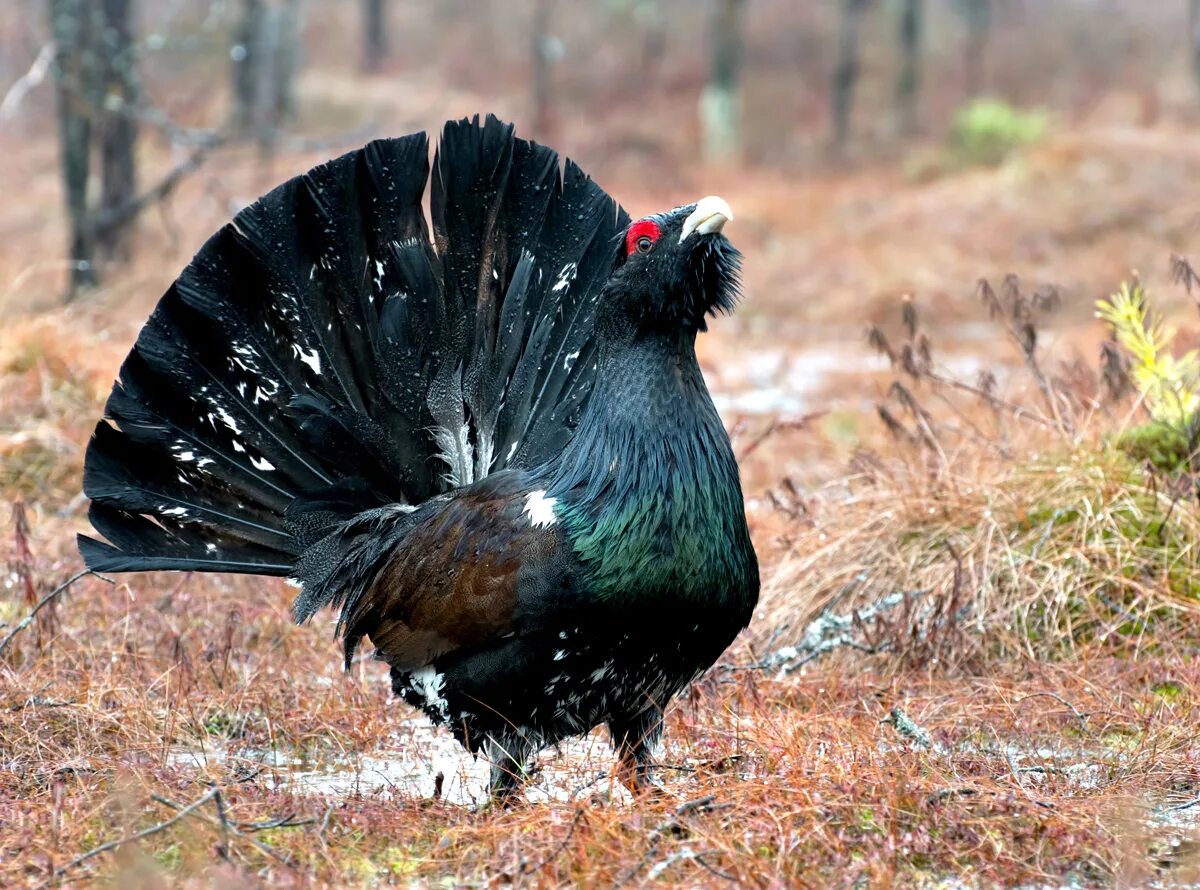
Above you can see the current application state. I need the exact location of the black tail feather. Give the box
[82,114,628,593]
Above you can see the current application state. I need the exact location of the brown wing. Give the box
[341,475,560,671]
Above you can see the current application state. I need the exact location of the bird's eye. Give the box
[625,219,662,257]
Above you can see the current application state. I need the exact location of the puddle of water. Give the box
[167,717,643,807]
[1150,797,1200,832]
[708,341,991,416]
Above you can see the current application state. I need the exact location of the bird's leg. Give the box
[485,731,536,804]
[608,706,664,796]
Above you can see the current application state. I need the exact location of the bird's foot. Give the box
[613,761,671,803]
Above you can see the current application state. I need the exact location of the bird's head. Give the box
[600,195,742,338]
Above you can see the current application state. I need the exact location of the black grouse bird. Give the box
[79,115,759,799]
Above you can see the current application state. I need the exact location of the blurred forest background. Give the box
[8,2,1200,887]
[2,0,1197,312]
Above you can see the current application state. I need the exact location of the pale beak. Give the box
[679,195,734,243]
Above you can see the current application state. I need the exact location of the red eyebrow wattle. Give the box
[625,219,662,255]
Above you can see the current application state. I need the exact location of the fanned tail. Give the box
[79,115,628,579]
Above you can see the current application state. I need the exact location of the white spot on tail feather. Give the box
[551,262,577,293]
[523,490,558,528]
[292,344,322,375]
[211,405,242,435]
[250,456,275,471]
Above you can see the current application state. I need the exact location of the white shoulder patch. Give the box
[522,489,558,528]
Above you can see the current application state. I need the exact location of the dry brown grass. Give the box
[4,546,1200,889]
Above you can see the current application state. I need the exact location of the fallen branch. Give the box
[0,570,111,657]
[881,706,935,750]
[36,787,219,889]
[730,586,928,675]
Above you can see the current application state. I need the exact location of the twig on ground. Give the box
[212,785,232,861]
[616,796,729,886]
[646,847,737,883]
[151,790,296,867]
[36,786,219,889]
[236,813,314,832]
[8,697,75,710]
[0,570,111,657]
[736,414,825,461]
[927,787,981,806]
[1014,691,1092,732]
[519,807,586,877]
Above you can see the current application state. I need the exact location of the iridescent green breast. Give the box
[559,465,757,609]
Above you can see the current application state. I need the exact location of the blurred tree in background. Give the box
[958,0,991,97]
[895,0,924,136]
[15,0,1200,302]
[701,0,746,162]
[48,0,140,299]
[361,0,388,73]
[531,0,557,137]
[230,0,302,150]
[831,0,870,152]
[95,0,137,263]
[1190,0,1200,98]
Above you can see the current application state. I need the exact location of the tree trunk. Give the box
[531,0,554,137]
[269,0,300,129]
[96,0,138,261]
[361,0,387,72]
[1190,0,1200,98]
[49,0,98,298]
[895,0,922,136]
[831,0,869,151]
[231,0,301,149]
[231,0,263,132]
[700,0,746,163]
[639,0,666,85]
[962,0,990,97]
